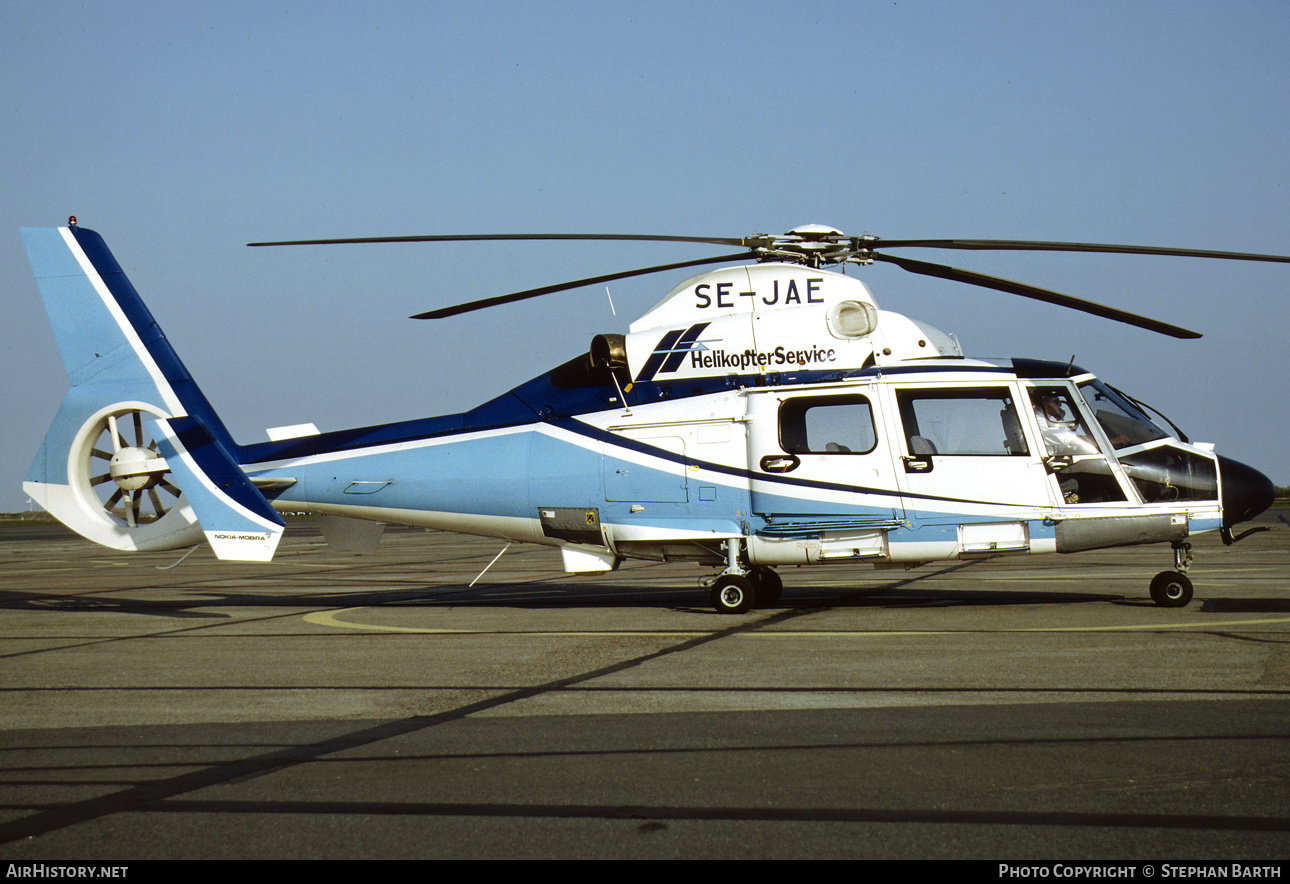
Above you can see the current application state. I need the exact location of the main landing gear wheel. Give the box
[1149,570,1193,608]
[711,575,756,614]
[750,567,783,606]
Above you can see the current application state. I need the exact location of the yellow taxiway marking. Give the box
[304,608,1290,636]
[303,608,708,635]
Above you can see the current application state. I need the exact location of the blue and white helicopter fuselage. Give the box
[20,223,1273,613]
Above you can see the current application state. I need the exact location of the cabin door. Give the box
[744,387,905,531]
[886,382,1059,532]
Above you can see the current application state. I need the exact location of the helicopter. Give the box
[18,220,1279,614]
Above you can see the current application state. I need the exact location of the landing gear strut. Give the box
[1149,541,1193,608]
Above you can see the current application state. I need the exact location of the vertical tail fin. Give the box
[21,224,283,561]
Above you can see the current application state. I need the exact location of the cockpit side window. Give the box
[1028,385,1127,503]
[896,388,1027,456]
[1029,387,1101,457]
[779,395,877,454]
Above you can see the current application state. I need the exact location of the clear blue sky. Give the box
[3,0,1288,512]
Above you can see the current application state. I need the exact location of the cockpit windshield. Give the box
[1076,380,1173,449]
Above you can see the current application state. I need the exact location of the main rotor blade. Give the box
[250,233,757,248]
[411,252,757,320]
[870,238,1290,264]
[873,253,1203,339]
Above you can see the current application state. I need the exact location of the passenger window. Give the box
[897,389,1027,456]
[779,396,877,454]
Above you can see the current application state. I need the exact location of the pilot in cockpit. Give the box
[1028,388,1134,505]
[1034,392,1100,457]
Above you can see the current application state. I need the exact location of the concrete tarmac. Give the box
[0,515,1287,859]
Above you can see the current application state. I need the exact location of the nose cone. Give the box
[1218,455,1275,527]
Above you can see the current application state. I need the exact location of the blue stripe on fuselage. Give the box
[252,401,1061,516]
[240,360,877,465]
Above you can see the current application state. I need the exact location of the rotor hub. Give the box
[753,225,858,268]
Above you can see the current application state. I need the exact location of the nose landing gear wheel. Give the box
[1149,570,1193,608]
[711,575,755,614]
